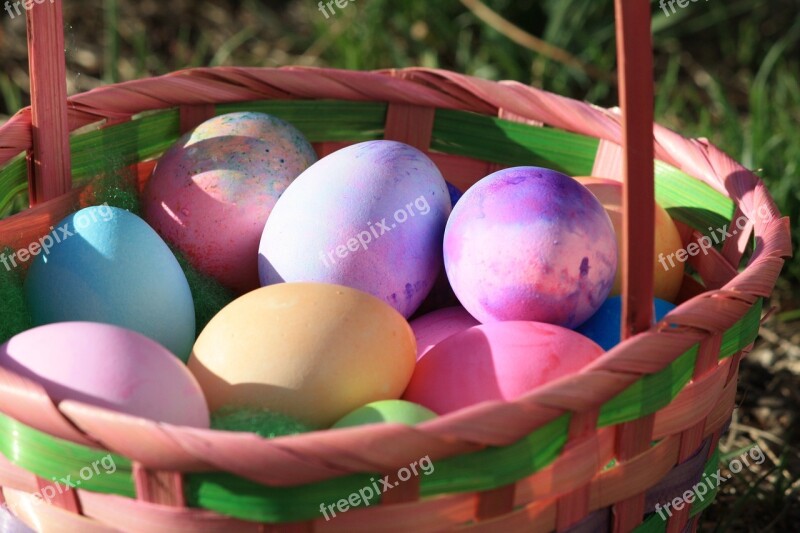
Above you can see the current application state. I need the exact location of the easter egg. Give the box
[576,177,684,302]
[0,322,209,427]
[443,167,617,328]
[259,140,451,318]
[24,206,195,361]
[410,306,479,360]
[576,296,677,351]
[143,112,316,293]
[211,406,313,437]
[446,181,464,206]
[403,321,605,414]
[0,502,31,533]
[188,282,416,427]
[332,399,436,428]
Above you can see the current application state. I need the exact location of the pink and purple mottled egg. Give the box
[142,112,316,293]
[259,140,451,318]
[443,167,617,328]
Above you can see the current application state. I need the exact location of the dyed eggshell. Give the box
[444,167,617,328]
[410,306,479,360]
[259,140,451,318]
[0,322,209,427]
[331,399,437,428]
[403,321,605,414]
[576,177,684,302]
[143,112,316,293]
[188,282,417,427]
[576,296,676,351]
[24,206,195,361]
[446,181,464,206]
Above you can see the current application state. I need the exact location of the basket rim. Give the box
[0,66,792,486]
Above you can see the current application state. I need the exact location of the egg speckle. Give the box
[143,112,316,293]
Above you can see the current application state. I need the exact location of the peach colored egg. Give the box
[143,112,316,293]
[403,321,604,414]
[410,306,479,360]
[0,322,209,427]
[576,177,684,302]
[188,282,417,427]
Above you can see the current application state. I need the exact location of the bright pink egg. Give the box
[143,112,316,293]
[0,322,210,427]
[410,306,479,360]
[403,321,604,414]
[443,167,617,328]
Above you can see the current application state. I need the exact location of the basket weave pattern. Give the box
[0,66,792,532]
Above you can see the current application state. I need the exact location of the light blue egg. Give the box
[24,205,195,361]
[576,296,676,351]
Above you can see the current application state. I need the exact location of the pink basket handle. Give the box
[614,0,656,338]
[26,0,71,204]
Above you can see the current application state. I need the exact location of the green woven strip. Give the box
[186,414,569,523]
[419,412,569,497]
[0,99,740,233]
[216,100,387,143]
[655,161,736,233]
[70,109,181,186]
[0,414,135,497]
[0,153,27,219]
[598,299,761,427]
[431,109,599,176]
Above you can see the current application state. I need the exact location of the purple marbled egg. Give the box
[443,167,617,328]
[259,140,451,318]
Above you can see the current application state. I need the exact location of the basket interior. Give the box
[0,98,764,526]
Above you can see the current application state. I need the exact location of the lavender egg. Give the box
[443,167,617,328]
[259,140,451,318]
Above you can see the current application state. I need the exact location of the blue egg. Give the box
[576,296,676,351]
[446,181,463,207]
[24,205,195,361]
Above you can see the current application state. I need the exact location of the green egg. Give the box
[331,399,437,428]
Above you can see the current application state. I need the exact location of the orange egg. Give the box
[188,282,416,427]
[575,177,684,302]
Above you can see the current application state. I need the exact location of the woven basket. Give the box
[0,1,792,532]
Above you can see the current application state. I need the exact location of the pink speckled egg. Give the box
[143,112,316,293]
[0,322,210,427]
[443,167,617,328]
[403,321,604,414]
[410,306,479,360]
